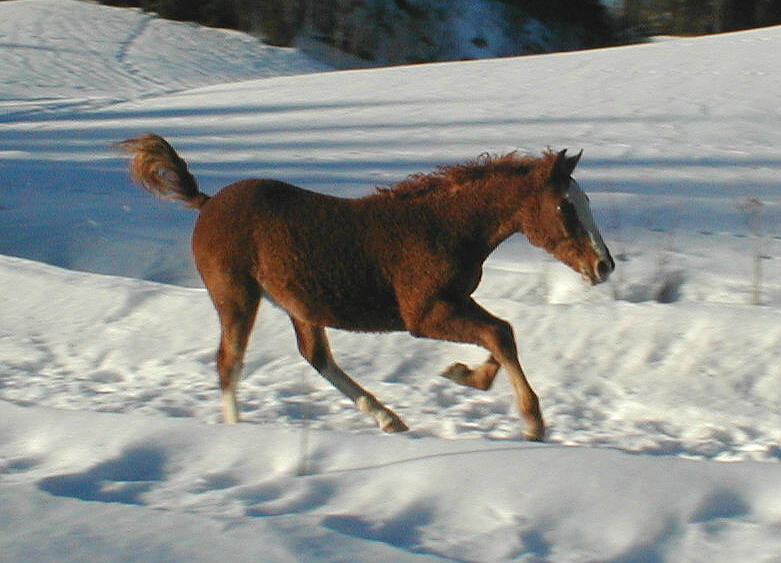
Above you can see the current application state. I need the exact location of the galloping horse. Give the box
[119,134,613,440]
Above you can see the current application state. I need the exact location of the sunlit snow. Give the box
[1,1,780,561]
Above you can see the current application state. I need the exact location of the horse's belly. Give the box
[327,305,406,332]
[263,280,404,332]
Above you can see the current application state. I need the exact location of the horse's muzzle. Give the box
[596,256,615,282]
[582,255,615,285]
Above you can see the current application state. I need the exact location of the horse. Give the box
[118,134,614,441]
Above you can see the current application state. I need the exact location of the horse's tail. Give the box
[116,133,210,210]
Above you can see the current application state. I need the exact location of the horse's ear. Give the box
[552,149,583,181]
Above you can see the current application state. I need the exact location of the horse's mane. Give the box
[374,151,558,200]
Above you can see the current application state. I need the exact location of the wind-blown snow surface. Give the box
[2,1,781,561]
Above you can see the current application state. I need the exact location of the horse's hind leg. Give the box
[209,278,261,424]
[291,318,408,433]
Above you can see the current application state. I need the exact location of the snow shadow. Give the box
[321,502,443,561]
[37,446,166,505]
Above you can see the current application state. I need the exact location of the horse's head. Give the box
[522,150,614,285]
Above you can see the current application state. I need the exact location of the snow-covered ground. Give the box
[1,1,780,561]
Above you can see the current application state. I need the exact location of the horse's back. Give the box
[197,178,339,220]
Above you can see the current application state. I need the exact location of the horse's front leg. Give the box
[441,355,500,391]
[407,298,544,441]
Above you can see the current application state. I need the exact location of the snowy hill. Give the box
[0,0,328,109]
[1,1,781,561]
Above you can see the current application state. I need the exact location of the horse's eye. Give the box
[558,199,580,235]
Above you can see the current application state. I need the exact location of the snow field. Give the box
[2,254,780,459]
[1,1,781,561]
[3,398,781,562]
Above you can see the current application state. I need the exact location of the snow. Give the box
[0,0,327,116]
[1,1,781,561]
[4,399,781,563]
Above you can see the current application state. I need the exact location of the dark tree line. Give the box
[618,0,781,36]
[98,0,781,58]
[98,0,617,50]
[498,0,616,47]
[99,0,300,44]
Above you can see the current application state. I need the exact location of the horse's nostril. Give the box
[597,259,612,280]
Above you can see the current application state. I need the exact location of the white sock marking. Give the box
[356,395,394,429]
[222,388,239,424]
[221,363,242,424]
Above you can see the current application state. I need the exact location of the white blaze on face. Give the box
[565,179,610,263]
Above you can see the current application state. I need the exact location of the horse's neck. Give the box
[363,176,526,257]
[426,182,523,256]
[466,180,527,249]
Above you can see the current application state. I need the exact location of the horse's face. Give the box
[524,150,614,285]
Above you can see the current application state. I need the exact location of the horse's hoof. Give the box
[441,362,471,385]
[523,424,546,442]
[382,417,409,433]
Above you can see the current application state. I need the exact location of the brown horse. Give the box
[118,134,613,440]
